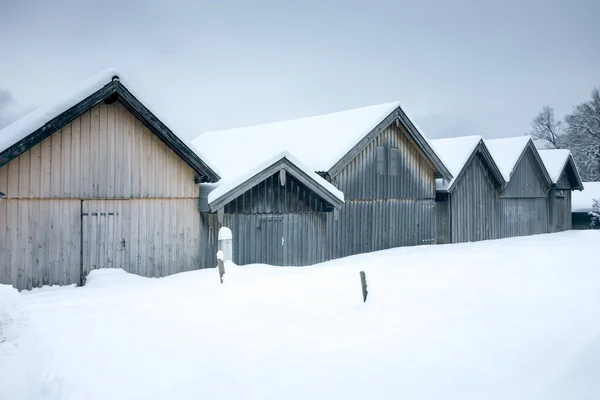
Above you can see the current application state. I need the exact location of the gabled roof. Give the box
[572,182,600,212]
[193,102,452,181]
[485,137,531,182]
[485,137,552,187]
[206,151,344,212]
[429,135,505,192]
[0,69,220,182]
[538,149,584,190]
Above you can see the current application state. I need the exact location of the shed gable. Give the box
[220,172,334,214]
[501,147,549,198]
[0,102,200,199]
[332,123,436,200]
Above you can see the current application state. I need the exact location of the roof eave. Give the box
[0,79,221,183]
[326,106,453,181]
[209,158,344,212]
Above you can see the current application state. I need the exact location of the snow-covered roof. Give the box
[538,149,571,184]
[0,69,119,153]
[572,182,600,212]
[207,151,344,208]
[429,135,482,191]
[193,101,448,180]
[485,136,532,182]
[0,69,220,181]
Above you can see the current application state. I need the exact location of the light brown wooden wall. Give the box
[0,102,199,199]
[0,102,203,290]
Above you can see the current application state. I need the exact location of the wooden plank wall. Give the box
[548,189,572,233]
[0,102,202,290]
[449,153,499,243]
[0,102,199,200]
[0,199,80,290]
[329,123,437,257]
[200,123,438,268]
[500,148,548,199]
[200,212,328,268]
[82,199,200,280]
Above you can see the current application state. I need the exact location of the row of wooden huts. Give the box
[0,71,585,290]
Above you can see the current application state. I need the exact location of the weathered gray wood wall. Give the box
[200,173,330,268]
[0,102,202,290]
[327,123,436,257]
[497,147,549,238]
[439,152,500,244]
[436,147,551,244]
[548,190,572,232]
[547,168,575,233]
[201,123,437,267]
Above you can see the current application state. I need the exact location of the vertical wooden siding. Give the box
[82,199,200,280]
[548,189,572,232]
[0,102,202,290]
[200,173,329,268]
[0,102,199,199]
[449,153,499,243]
[500,148,548,199]
[329,124,436,257]
[200,123,438,267]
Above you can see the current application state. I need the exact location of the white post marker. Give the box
[218,227,233,262]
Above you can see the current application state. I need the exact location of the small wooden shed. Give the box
[486,137,553,238]
[430,136,506,244]
[198,152,344,267]
[538,149,584,232]
[0,70,219,290]
[193,102,452,265]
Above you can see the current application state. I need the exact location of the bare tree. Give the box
[530,105,564,148]
[564,88,600,181]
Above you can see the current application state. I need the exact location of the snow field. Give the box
[3,230,600,399]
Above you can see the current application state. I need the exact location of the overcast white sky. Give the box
[0,0,598,139]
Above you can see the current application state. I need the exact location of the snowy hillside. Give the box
[4,230,600,400]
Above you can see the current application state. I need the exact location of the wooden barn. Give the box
[486,137,553,238]
[198,152,344,267]
[193,102,452,266]
[538,149,584,232]
[430,136,506,244]
[0,70,219,290]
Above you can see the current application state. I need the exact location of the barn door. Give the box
[81,200,129,281]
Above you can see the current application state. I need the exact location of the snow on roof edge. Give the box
[538,149,571,184]
[207,150,345,206]
[0,69,221,179]
[429,135,482,191]
[0,69,119,153]
[485,136,532,182]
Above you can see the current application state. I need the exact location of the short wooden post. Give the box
[217,250,225,284]
[360,270,368,302]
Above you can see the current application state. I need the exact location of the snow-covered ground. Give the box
[3,230,600,400]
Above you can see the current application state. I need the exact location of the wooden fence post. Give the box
[217,250,225,284]
[360,270,368,302]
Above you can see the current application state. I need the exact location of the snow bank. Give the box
[429,135,482,190]
[13,230,600,400]
[538,149,571,183]
[485,136,531,181]
[206,151,344,205]
[573,182,600,212]
[1,284,65,400]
